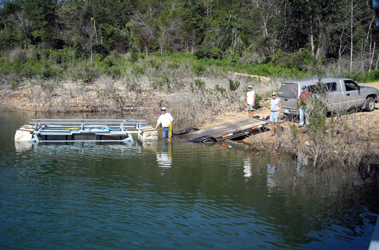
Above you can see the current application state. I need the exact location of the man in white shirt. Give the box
[245,85,256,117]
[154,107,174,140]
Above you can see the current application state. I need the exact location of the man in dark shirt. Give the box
[298,86,312,128]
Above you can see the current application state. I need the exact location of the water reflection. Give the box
[15,141,143,160]
[2,111,379,249]
[243,155,252,179]
[157,142,173,172]
[143,141,173,175]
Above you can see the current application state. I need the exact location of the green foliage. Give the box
[194,79,205,89]
[152,75,170,89]
[189,78,206,92]
[289,123,300,141]
[12,50,28,64]
[194,45,222,60]
[129,47,138,63]
[215,84,226,95]
[71,62,99,84]
[266,49,317,71]
[216,16,243,53]
[131,64,145,75]
[344,71,364,83]
[193,62,206,75]
[255,93,263,106]
[10,80,20,89]
[74,42,86,60]
[92,43,109,60]
[228,79,240,91]
[307,82,328,139]
[363,70,379,82]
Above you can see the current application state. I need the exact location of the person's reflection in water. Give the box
[294,154,307,186]
[156,142,172,175]
[244,154,252,182]
[267,152,278,197]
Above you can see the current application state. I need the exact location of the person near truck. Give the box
[270,92,282,137]
[154,107,174,140]
[298,86,312,128]
[246,85,256,117]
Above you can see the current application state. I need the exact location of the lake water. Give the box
[1,110,378,249]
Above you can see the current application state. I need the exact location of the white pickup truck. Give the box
[277,77,379,115]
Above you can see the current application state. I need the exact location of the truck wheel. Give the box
[364,97,375,112]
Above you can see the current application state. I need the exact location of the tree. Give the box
[130,13,155,57]
[251,0,282,37]
[156,9,182,55]
[8,11,32,48]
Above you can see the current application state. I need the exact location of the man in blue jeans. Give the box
[154,107,174,140]
[270,92,282,137]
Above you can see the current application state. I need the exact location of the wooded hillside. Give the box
[0,0,378,73]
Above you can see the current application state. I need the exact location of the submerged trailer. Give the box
[15,119,150,143]
[173,117,269,143]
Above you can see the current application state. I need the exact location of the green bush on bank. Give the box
[348,69,379,83]
[1,48,379,88]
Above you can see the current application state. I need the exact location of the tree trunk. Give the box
[350,0,353,73]
[310,0,314,56]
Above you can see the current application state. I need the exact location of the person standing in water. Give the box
[154,107,174,140]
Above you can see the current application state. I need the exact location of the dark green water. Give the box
[1,111,378,249]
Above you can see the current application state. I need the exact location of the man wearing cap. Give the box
[297,86,312,128]
[270,92,282,136]
[246,85,256,117]
[154,107,174,140]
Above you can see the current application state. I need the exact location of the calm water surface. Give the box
[1,111,378,249]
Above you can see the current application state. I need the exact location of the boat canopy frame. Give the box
[28,119,147,143]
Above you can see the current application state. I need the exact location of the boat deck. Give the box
[28,119,147,142]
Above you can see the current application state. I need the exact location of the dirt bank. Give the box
[200,82,379,165]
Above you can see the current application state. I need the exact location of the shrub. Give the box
[215,84,226,95]
[229,79,240,91]
[194,79,205,89]
[93,43,109,60]
[194,45,222,60]
[255,93,263,106]
[193,62,206,75]
[128,47,138,63]
[10,49,28,64]
[131,65,145,75]
[344,71,364,82]
[152,75,170,89]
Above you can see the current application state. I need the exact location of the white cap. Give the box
[161,107,166,111]
[248,85,253,89]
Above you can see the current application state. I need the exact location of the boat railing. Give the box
[26,118,148,143]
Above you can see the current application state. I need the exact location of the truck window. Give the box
[344,80,359,91]
[308,82,337,93]
[308,85,317,93]
[278,83,297,98]
[324,82,337,92]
